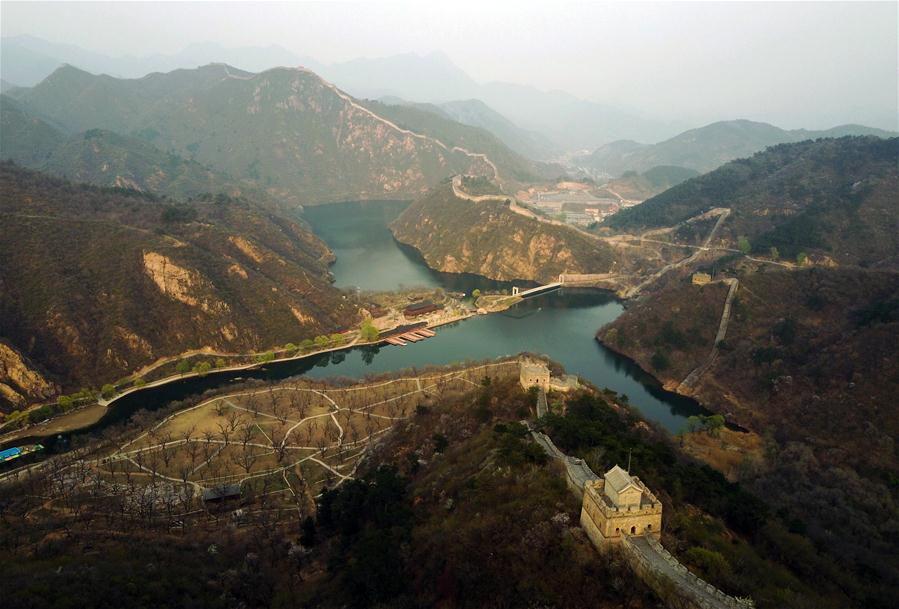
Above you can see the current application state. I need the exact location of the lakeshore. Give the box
[0,200,708,451]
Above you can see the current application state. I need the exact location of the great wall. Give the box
[520,360,755,609]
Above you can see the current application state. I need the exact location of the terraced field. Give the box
[47,361,519,520]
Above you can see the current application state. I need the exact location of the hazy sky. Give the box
[3,1,897,130]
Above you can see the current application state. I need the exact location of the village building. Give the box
[202,484,242,504]
[403,300,444,318]
[580,465,663,548]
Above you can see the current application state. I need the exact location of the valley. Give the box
[1,10,897,608]
[0,198,708,453]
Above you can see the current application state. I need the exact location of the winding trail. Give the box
[622,208,731,298]
[0,362,522,493]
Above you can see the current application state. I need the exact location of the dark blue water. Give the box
[299,289,702,430]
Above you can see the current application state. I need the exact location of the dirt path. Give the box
[622,208,731,298]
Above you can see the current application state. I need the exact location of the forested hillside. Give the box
[6,64,539,204]
[577,119,895,176]
[597,266,899,607]
[2,95,273,201]
[603,165,699,200]
[360,99,561,182]
[606,137,899,267]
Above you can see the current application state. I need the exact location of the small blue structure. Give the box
[0,447,22,462]
[0,444,44,464]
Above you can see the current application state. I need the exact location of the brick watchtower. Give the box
[580,465,663,548]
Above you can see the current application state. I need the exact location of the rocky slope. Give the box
[0,340,58,410]
[0,164,356,403]
[6,64,538,204]
[390,182,616,283]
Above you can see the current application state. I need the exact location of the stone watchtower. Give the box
[519,359,551,392]
[580,465,662,548]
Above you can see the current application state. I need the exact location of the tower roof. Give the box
[604,465,640,494]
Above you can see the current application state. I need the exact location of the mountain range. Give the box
[6,35,895,161]
[606,136,899,267]
[3,63,556,204]
[576,119,897,177]
[1,36,686,151]
[379,96,558,161]
[1,93,277,202]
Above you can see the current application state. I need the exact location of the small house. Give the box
[202,484,242,504]
[403,301,443,317]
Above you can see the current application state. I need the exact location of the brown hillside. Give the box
[0,163,357,406]
[390,181,616,283]
[597,266,899,593]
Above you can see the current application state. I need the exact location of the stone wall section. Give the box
[622,535,754,609]
[528,417,754,609]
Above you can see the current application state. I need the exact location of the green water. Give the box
[31,200,702,450]
[303,200,524,293]
[301,201,702,430]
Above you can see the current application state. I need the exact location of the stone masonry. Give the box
[528,419,754,609]
[580,465,663,547]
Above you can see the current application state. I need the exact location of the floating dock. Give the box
[380,322,439,347]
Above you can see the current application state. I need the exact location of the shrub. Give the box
[360,320,379,342]
[651,351,670,371]
[432,433,449,453]
[193,361,212,376]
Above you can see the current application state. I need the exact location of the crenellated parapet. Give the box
[621,534,755,609]
[527,433,754,608]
